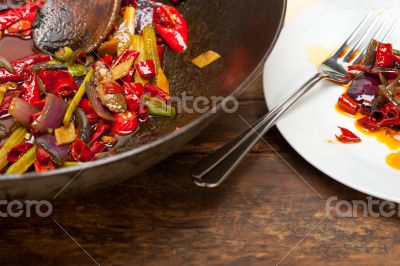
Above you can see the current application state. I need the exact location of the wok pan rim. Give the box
[0,0,287,182]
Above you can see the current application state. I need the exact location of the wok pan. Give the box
[0,0,286,199]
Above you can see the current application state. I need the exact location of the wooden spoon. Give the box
[33,0,121,54]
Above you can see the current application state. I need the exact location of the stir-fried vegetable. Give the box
[0,0,189,174]
[0,127,27,171]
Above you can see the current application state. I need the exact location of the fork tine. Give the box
[333,10,373,58]
[342,14,383,62]
[382,17,397,42]
[352,14,396,64]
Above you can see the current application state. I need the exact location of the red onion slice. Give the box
[33,94,66,133]
[9,97,40,127]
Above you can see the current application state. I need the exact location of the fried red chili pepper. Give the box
[0,1,41,31]
[144,83,169,101]
[124,83,143,112]
[135,59,156,80]
[90,120,111,143]
[112,111,138,136]
[70,139,95,162]
[34,147,55,172]
[6,142,33,163]
[79,99,99,124]
[53,77,78,97]
[358,103,400,130]
[38,69,75,94]
[20,73,40,103]
[336,127,361,143]
[337,93,358,115]
[153,4,188,53]
[90,140,107,154]
[0,54,51,83]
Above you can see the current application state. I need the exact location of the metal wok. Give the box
[0,0,286,199]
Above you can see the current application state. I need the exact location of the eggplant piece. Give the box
[33,0,121,54]
[97,84,127,113]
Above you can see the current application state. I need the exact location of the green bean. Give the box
[0,127,27,171]
[63,68,94,127]
[6,146,36,174]
[67,64,86,77]
[142,95,176,117]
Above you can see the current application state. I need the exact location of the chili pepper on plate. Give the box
[337,93,359,115]
[336,127,361,144]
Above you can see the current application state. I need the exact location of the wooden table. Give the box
[0,75,399,266]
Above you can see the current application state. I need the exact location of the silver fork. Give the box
[191,11,397,187]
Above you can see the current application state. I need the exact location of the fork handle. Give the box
[191,73,323,187]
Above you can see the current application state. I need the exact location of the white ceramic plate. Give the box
[263,0,400,202]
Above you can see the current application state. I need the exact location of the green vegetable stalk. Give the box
[0,127,27,171]
[132,35,147,84]
[63,68,94,126]
[143,26,161,72]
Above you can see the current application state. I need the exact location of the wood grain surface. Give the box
[0,75,399,266]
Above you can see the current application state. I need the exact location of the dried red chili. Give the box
[90,141,107,155]
[336,127,361,143]
[33,147,55,172]
[90,120,111,143]
[6,142,33,163]
[20,73,41,103]
[53,77,78,97]
[79,99,99,124]
[38,70,74,94]
[70,139,95,162]
[0,54,51,83]
[0,1,41,31]
[144,83,169,101]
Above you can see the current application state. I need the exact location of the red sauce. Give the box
[0,37,35,61]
